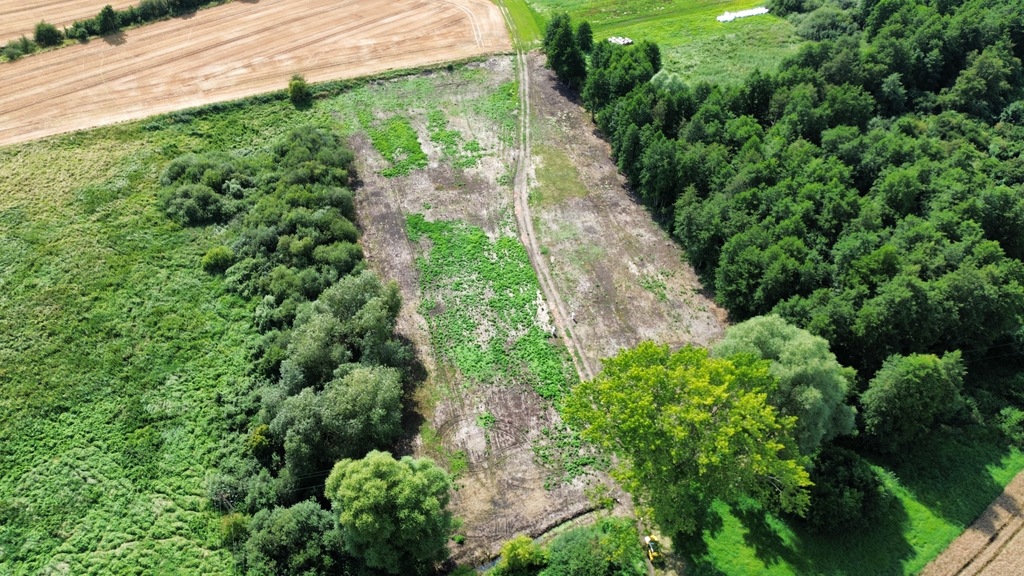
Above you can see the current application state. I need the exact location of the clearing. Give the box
[0,0,137,44]
[0,0,510,146]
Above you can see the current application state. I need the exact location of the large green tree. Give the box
[712,315,856,456]
[326,450,452,575]
[563,342,811,535]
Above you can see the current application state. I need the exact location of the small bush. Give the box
[97,5,120,35]
[34,21,63,47]
[162,183,238,226]
[220,512,249,546]
[2,44,23,61]
[288,74,313,108]
[202,245,235,274]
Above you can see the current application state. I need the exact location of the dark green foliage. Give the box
[33,21,63,47]
[97,5,120,35]
[3,36,36,60]
[242,500,349,576]
[575,21,593,53]
[161,183,236,225]
[861,351,966,452]
[270,366,403,481]
[288,74,313,108]
[542,12,587,90]
[803,446,885,533]
[326,451,452,575]
[568,0,1024,386]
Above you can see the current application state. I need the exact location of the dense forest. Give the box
[543,0,1024,545]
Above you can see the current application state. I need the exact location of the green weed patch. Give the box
[406,214,576,400]
[366,115,428,177]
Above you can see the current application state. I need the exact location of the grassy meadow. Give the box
[0,99,329,573]
[524,0,803,83]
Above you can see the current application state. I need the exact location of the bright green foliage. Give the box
[326,451,453,575]
[530,0,801,83]
[493,534,546,576]
[861,351,966,452]
[406,214,577,399]
[242,499,348,576]
[202,245,235,273]
[539,517,645,576]
[712,315,856,456]
[564,342,811,535]
[427,109,482,168]
[365,115,428,177]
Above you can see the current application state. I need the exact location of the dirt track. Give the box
[920,470,1024,576]
[0,0,137,44]
[0,0,510,147]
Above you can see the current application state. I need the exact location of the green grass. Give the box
[526,0,804,83]
[531,144,588,207]
[497,0,544,48]
[0,123,278,573]
[406,214,577,400]
[682,428,1024,575]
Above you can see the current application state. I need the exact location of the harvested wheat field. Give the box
[0,0,137,44]
[0,0,510,146]
[921,470,1024,576]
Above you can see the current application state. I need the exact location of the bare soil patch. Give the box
[348,58,616,565]
[525,52,727,368]
[0,0,510,146]
[921,470,1024,576]
[0,0,137,44]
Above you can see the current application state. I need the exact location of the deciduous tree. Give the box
[712,315,856,456]
[563,342,811,535]
[326,451,452,575]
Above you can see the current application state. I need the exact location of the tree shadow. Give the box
[102,31,126,46]
[869,425,1017,529]
[790,488,914,575]
[394,333,428,458]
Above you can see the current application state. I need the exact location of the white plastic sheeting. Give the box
[717,6,770,22]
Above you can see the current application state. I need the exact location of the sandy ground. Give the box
[0,0,137,44]
[920,470,1024,576]
[0,0,510,147]
[526,52,727,368]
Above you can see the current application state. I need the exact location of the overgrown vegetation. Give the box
[1,61,512,572]
[487,517,646,576]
